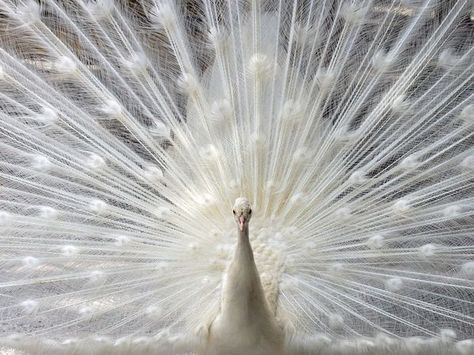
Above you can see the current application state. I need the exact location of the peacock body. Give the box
[0,0,473,354]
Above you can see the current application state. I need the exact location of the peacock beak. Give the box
[239,215,245,231]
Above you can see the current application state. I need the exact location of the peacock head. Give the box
[233,197,252,231]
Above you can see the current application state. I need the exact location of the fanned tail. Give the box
[0,0,473,354]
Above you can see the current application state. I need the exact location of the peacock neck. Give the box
[208,222,285,353]
[213,221,284,341]
[218,224,261,321]
[236,225,254,263]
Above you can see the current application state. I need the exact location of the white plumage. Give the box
[0,0,473,354]
[203,197,284,355]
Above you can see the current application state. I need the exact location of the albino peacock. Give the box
[0,0,473,354]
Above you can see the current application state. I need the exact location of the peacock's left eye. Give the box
[233,210,236,215]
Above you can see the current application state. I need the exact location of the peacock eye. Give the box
[249,209,252,215]
[233,210,235,215]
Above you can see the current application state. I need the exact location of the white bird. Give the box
[0,0,473,354]
[203,197,285,355]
